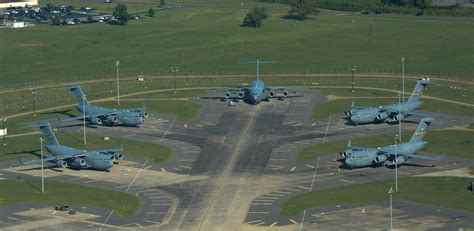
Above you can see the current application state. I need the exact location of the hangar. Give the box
[0,0,38,9]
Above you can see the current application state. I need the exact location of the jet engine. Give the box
[345,110,353,116]
[143,112,149,118]
[56,160,68,168]
[238,91,245,99]
[376,112,389,121]
[269,91,275,98]
[106,115,118,124]
[113,152,124,160]
[91,117,103,125]
[375,155,387,163]
[224,92,231,99]
[340,150,351,158]
[73,158,86,167]
[282,91,289,98]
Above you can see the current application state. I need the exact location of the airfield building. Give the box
[0,0,38,9]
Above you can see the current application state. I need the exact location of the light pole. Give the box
[82,95,87,145]
[2,117,6,147]
[171,66,179,94]
[351,65,357,92]
[401,57,405,102]
[32,88,37,117]
[116,60,120,106]
[40,137,44,194]
[388,187,394,230]
[394,134,398,192]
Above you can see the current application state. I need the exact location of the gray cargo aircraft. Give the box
[345,78,430,125]
[340,118,441,168]
[20,122,123,171]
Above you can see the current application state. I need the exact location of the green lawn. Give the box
[0,132,174,163]
[1,6,473,84]
[297,130,473,162]
[0,178,140,216]
[281,177,474,216]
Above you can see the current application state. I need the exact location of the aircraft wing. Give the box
[264,87,305,98]
[19,152,86,165]
[95,147,124,154]
[207,88,248,94]
[55,112,116,123]
[380,107,433,118]
[199,88,249,100]
[378,149,443,161]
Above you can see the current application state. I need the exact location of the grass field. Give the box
[0,178,140,216]
[280,176,474,216]
[297,129,473,162]
[0,132,174,163]
[1,4,473,84]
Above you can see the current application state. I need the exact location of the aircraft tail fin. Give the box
[68,84,89,105]
[347,140,351,148]
[407,78,430,102]
[409,118,434,142]
[38,122,60,146]
[351,100,355,108]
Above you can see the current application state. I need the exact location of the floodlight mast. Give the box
[240,59,275,81]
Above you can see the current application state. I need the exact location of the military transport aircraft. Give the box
[340,117,441,169]
[345,78,430,125]
[20,122,123,171]
[201,60,304,104]
[62,84,147,127]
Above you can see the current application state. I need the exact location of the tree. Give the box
[148,8,155,17]
[288,0,319,20]
[113,3,129,25]
[242,7,269,27]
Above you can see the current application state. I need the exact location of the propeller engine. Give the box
[238,91,245,99]
[269,91,275,98]
[224,92,231,99]
[91,117,102,125]
[56,160,68,168]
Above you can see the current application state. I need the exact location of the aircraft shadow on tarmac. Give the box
[40,109,77,119]
[343,117,420,126]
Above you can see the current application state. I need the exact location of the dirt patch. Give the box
[415,168,474,179]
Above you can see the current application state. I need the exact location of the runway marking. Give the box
[309,157,321,192]
[289,219,298,224]
[144,220,161,224]
[195,124,203,127]
[299,210,307,231]
[7,217,20,221]
[160,168,167,172]
[253,199,274,202]
[114,185,127,189]
[259,196,279,200]
[254,221,266,226]
[179,165,191,169]
[248,211,270,214]
[204,122,216,126]
[270,221,278,227]
[245,220,262,224]
[340,179,355,184]
[84,179,100,184]
[151,204,172,206]
[145,212,167,215]
[305,164,315,169]
[158,119,176,144]
[394,215,409,219]
[285,188,301,192]
[125,159,149,192]
[267,193,285,197]
[283,121,295,125]
[297,185,311,190]
[273,191,293,195]
[269,158,288,161]
[251,203,273,206]
[99,211,114,231]
[294,123,303,126]
[323,115,332,143]
[150,196,169,199]
[290,166,296,171]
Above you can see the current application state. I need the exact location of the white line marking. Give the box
[245,220,262,224]
[99,211,114,231]
[126,159,149,192]
[84,179,99,184]
[323,115,332,143]
[7,217,20,221]
[297,186,310,190]
[310,157,320,192]
[299,209,306,231]
[248,211,270,214]
[340,179,355,184]
[270,221,278,227]
[290,218,298,224]
[159,119,176,144]
[151,204,172,206]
